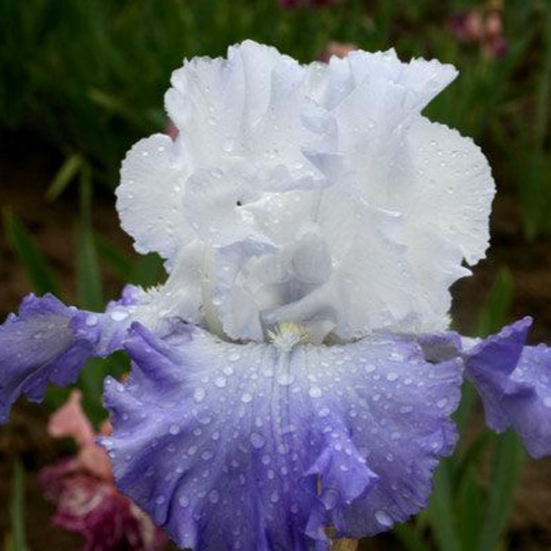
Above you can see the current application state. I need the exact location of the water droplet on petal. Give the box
[110,310,129,322]
[375,510,393,527]
[250,432,265,449]
[215,376,227,388]
[309,387,323,398]
[277,373,295,386]
[241,392,253,404]
[194,388,206,403]
[86,315,99,327]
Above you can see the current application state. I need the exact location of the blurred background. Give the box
[0,0,550,550]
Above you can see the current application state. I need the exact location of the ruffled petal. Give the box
[465,318,551,458]
[402,118,495,267]
[0,286,159,422]
[116,133,196,266]
[312,49,457,114]
[166,40,331,177]
[102,324,462,550]
[0,294,97,422]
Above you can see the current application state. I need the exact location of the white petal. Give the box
[116,134,194,264]
[401,118,495,265]
[116,42,494,341]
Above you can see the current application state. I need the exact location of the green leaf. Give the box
[129,253,164,288]
[475,432,525,551]
[393,524,432,551]
[428,462,462,551]
[75,166,106,417]
[95,235,134,281]
[477,268,514,338]
[457,466,484,551]
[2,208,61,297]
[45,153,84,202]
[76,167,103,310]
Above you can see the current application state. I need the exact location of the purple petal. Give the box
[0,286,143,422]
[102,324,462,550]
[465,317,551,458]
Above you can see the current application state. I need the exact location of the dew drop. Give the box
[318,407,330,418]
[375,510,393,527]
[277,373,295,387]
[194,388,206,403]
[223,365,235,376]
[86,315,99,327]
[214,376,227,389]
[110,310,129,322]
[223,137,236,153]
[309,387,323,398]
[241,392,253,404]
[250,432,265,449]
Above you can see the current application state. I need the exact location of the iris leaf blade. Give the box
[2,208,61,298]
[475,432,525,551]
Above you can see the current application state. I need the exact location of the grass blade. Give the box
[76,166,103,310]
[45,153,84,202]
[477,267,514,338]
[129,253,164,288]
[2,208,61,297]
[457,466,484,551]
[475,432,525,551]
[75,166,107,419]
[393,524,432,551]
[428,462,463,551]
[95,235,134,281]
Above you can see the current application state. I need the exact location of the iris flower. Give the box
[1,41,550,551]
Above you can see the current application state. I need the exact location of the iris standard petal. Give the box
[465,317,551,458]
[102,323,462,551]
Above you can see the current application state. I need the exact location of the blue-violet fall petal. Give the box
[465,317,551,458]
[0,286,143,422]
[102,323,463,551]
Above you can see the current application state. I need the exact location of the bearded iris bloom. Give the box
[1,41,551,551]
